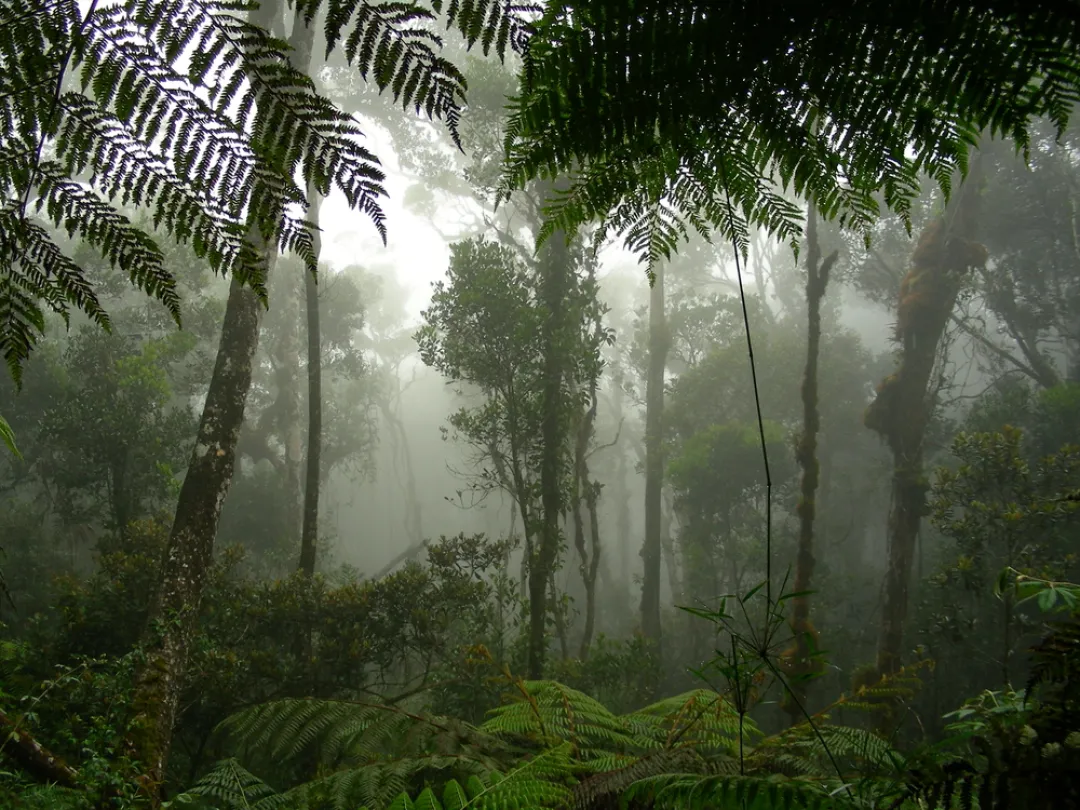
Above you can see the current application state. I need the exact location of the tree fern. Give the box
[481,680,643,759]
[202,679,913,810]
[501,2,1080,268]
[220,695,504,770]
[0,0,529,381]
[623,772,860,810]
[173,758,289,810]
[622,689,753,755]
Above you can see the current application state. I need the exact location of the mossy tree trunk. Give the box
[132,275,268,802]
[529,179,571,679]
[866,157,986,681]
[299,186,323,576]
[785,205,837,725]
[131,1,283,800]
[574,372,601,659]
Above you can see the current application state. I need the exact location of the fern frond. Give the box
[572,748,716,810]
[503,2,1080,266]
[466,742,574,810]
[284,755,500,810]
[1027,618,1080,692]
[1,0,524,378]
[481,680,642,758]
[624,772,859,810]
[623,689,756,755]
[179,757,289,810]
[759,724,900,777]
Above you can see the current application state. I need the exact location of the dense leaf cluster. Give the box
[504,2,1080,265]
[0,0,527,381]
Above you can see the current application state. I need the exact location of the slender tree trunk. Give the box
[279,0,322,577]
[660,488,679,603]
[641,262,668,643]
[574,382,601,659]
[279,269,304,545]
[298,187,322,576]
[527,181,572,679]
[785,205,837,725]
[582,475,602,657]
[380,395,423,546]
[611,364,632,587]
[867,157,985,680]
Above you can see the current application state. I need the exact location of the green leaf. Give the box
[0,415,19,460]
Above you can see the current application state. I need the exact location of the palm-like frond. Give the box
[220,695,498,768]
[204,681,912,810]
[503,2,1080,265]
[179,758,290,810]
[624,772,859,810]
[481,680,643,758]
[0,0,528,381]
[623,689,755,755]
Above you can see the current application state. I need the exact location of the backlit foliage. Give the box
[0,0,529,381]
[501,3,1080,268]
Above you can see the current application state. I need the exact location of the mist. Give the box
[2,3,1079,807]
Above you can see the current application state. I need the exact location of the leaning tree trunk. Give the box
[784,205,837,726]
[529,179,571,679]
[641,261,668,644]
[131,276,267,800]
[130,1,283,799]
[866,157,986,681]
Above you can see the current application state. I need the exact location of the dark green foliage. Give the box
[176,675,936,810]
[502,2,1080,267]
[0,0,525,381]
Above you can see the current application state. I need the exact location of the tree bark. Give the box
[380,392,423,546]
[640,262,668,644]
[0,705,79,789]
[278,267,304,546]
[574,381,601,659]
[611,363,632,586]
[282,0,322,577]
[130,1,282,799]
[298,188,322,576]
[786,205,837,724]
[867,156,985,680]
[131,275,266,801]
[528,179,571,679]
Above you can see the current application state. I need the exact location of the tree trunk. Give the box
[380,393,423,546]
[130,2,283,799]
[574,381,601,659]
[867,157,986,680]
[528,180,571,679]
[611,363,632,587]
[131,276,267,801]
[278,267,304,546]
[283,0,322,577]
[640,262,668,643]
[785,205,837,725]
[298,188,322,576]
[661,488,679,604]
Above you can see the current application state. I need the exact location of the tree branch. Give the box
[0,705,79,789]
